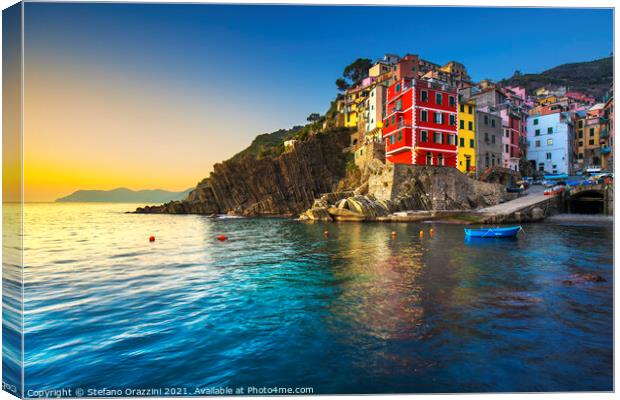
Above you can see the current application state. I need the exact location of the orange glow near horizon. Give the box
[22,53,281,202]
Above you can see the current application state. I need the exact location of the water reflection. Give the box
[18,204,614,394]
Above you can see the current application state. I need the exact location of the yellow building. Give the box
[343,92,359,128]
[457,100,476,174]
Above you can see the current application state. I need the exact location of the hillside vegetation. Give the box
[500,56,613,100]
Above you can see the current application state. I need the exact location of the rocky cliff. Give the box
[135,128,353,216]
[299,161,513,222]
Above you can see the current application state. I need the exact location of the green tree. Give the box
[306,113,321,123]
[336,78,350,92]
[335,58,372,91]
[343,58,372,85]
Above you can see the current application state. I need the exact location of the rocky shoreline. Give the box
[135,127,521,222]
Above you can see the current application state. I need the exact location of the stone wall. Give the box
[367,163,510,210]
[354,140,385,170]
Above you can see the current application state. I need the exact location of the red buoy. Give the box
[149,236,155,242]
[216,235,228,241]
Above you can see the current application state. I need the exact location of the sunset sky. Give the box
[18,3,613,201]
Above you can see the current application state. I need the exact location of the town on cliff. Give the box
[136,53,614,221]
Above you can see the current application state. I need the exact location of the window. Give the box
[547,127,553,134]
[546,152,552,160]
[426,152,432,165]
[535,140,541,147]
[491,119,496,128]
[589,139,595,145]
[421,110,428,122]
[395,99,402,110]
[578,120,583,128]
[398,131,402,141]
[468,121,473,130]
[533,118,539,125]
[460,104,465,113]
[505,129,509,138]
[578,153,584,159]
[589,128,595,137]
[448,134,456,145]
[547,139,553,146]
[527,141,531,147]
[484,115,489,125]
[460,137,465,147]
[485,132,489,142]
[460,120,465,129]
[485,154,490,167]
[468,106,473,114]
[450,114,456,126]
[449,96,455,107]
[391,115,395,125]
[421,130,428,142]
[578,130,583,138]
[421,90,428,102]
[434,132,443,144]
[438,154,444,166]
[434,112,443,124]
[491,135,496,144]
[436,93,442,105]
[535,129,540,136]
[396,83,401,92]
[505,144,509,152]
[578,141,583,147]
[470,139,475,148]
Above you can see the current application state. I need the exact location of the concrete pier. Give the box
[475,188,563,223]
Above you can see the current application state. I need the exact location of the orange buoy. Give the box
[323,230,330,237]
[419,230,424,238]
[149,236,155,242]
[430,228,434,237]
[216,235,228,241]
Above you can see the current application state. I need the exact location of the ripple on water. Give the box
[11,204,613,393]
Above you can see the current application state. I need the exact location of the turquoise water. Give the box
[5,203,614,395]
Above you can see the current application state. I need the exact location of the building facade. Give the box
[601,87,614,170]
[526,111,574,175]
[574,103,605,169]
[475,110,503,176]
[382,78,458,167]
[365,84,387,133]
[457,99,476,174]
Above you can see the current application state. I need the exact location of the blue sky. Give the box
[22,3,613,198]
[26,4,613,116]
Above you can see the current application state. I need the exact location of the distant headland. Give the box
[56,188,192,203]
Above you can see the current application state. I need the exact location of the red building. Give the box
[382,78,458,167]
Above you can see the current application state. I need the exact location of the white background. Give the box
[0,1,616,399]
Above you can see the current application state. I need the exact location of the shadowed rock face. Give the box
[135,129,352,216]
[300,162,512,222]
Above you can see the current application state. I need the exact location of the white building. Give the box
[526,111,574,175]
[365,84,386,134]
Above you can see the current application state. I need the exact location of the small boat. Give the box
[464,226,522,238]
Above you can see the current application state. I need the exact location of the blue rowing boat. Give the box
[464,226,522,238]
